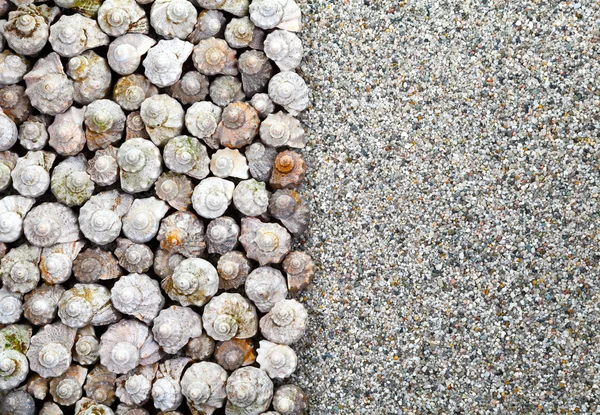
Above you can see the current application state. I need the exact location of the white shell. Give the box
[196,0,248,17]
[49,14,110,58]
[114,75,158,112]
[259,111,305,148]
[115,239,154,273]
[143,39,193,87]
[249,93,274,119]
[75,398,115,415]
[23,203,79,248]
[156,211,205,258]
[0,151,17,190]
[112,273,165,323]
[49,364,88,406]
[259,299,307,345]
[79,190,134,245]
[19,115,49,151]
[256,340,296,380]
[162,258,218,307]
[118,138,163,193]
[152,357,190,411]
[11,150,55,197]
[225,367,273,415]
[140,94,184,146]
[249,0,301,32]
[108,34,157,76]
[202,293,257,342]
[73,326,100,365]
[122,197,169,243]
[187,9,226,44]
[51,156,95,207]
[115,364,157,407]
[152,305,202,353]
[24,283,65,325]
[181,362,227,411]
[272,385,307,415]
[209,75,244,107]
[0,195,34,243]
[84,99,126,151]
[232,179,270,217]
[192,177,234,219]
[48,106,87,156]
[245,267,287,313]
[87,146,119,186]
[58,283,119,328]
[163,135,210,179]
[224,17,254,49]
[1,4,59,56]
[239,217,291,266]
[210,148,249,179]
[0,287,22,323]
[268,72,309,116]
[217,251,250,290]
[206,216,239,255]
[67,51,112,105]
[263,30,302,71]
[0,244,40,294]
[0,51,29,87]
[26,322,77,378]
[150,0,197,40]
[185,101,222,149]
[40,241,85,285]
[0,110,17,151]
[97,0,148,37]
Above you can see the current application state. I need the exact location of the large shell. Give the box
[168,71,209,105]
[26,322,77,378]
[143,39,193,88]
[259,112,304,148]
[12,151,55,197]
[85,99,126,151]
[245,267,287,313]
[210,148,249,179]
[23,283,65,325]
[264,30,302,71]
[187,10,226,44]
[239,217,291,266]
[51,156,95,207]
[49,14,110,58]
[126,111,150,140]
[164,135,210,179]
[249,0,301,32]
[185,101,222,149]
[268,72,308,115]
[206,216,239,255]
[19,115,50,151]
[214,102,259,148]
[162,258,218,307]
[98,0,148,37]
[1,4,58,55]
[184,332,214,362]
[238,50,272,97]
[268,189,309,235]
[23,203,79,248]
[192,37,237,76]
[282,251,313,293]
[54,0,102,18]
[68,51,112,105]
[153,249,184,280]
[122,197,169,243]
[0,287,23,323]
[259,299,307,345]
[40,241,85,284]
[157,211,205,257]
[0,50,29,87]
[74,398,115,415]
[98,319,162,374]
[155,173,193,211]
[217,251,250,290]
[272,385,307,415]
[73,326,100,366]
[118,139,162,193]
[84,364,117,405]
[115,363,157,407]
[87,146,119,186]
[0,110,17,151]
[249,93,274,119]
[152,357,190,411]
[196,0,248,17]
[180,362,227,412]
[23,52,74,116]
[256,340,296,380]
[152,305,203,354]
[49,364,88,406]
[0,244,40,294]
[111,273,165,323]
[0,151,17,190]
[225,367,273,415]
[114,75,158,112]
[115,239,154,273]
[0,324,31,389]
[209,75,244,108]
[79,190,134,245]
[73,248,121,283]
[0,85,31,124]
[48,106,87,156]
[233,179,270,217]
[140,94,184,147]
[0,390,36,415]
[58,284,120,328]
[269,150,306,189]
[0,195,34,243]
[150,0,197,40]
[202,293,257,342]
[214,339,255,371]
[191,177,234,219]
[108,34,157,76]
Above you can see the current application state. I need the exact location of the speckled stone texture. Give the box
[293,0,600,413]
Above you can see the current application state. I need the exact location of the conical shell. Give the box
[210,148,249,179]
[214,338,255,371]
[126,111,150,140]
[263,29,303,71]
[155,173,193,211]
[0,390,36,415]
[152,305,203,354]
[157,211,205,257]
[225,367,273,415]
[0,287,23,323]
[49,14,110,58]
[49,364,87,406]
[238,50,272,97]
[191,177,234,219]
[115,363,157,407]
[268,71,309,115]
[26,373,50,400]
[192,37,237,76]
[51,156,95,207]
[84,99,126,151]
[202,293,257,342]
[122,197,169,243]
[249,93,274,119]
[74,398,115,415]
[245,266,288,313]
[152,357,191,411]
[58,283,119,328]
[162,258,218,307]
[12,151,55,197]
[164,135,210,179]
[214,102,259,149]
[256,340,296,380]
[205,216,239,255]
[187,10,225,44]
[143,39,193,88]
[0,50,30,87]
[40,241,85,284]
[0,151,18,191]
[87,146,119,186]
[23,202,79,247]
[111,273,165,323]
[217,251,250,290]
[282,251,313,292]
[150,0,197,40]
[48,106,87,156]
[118,138,163,193]
[197,0,248,16]
[239,217,291,266]
[97,0,148,37]
[272,385,308,415]
[19,115,50,151]
[0,244,40,294]
[0,324,30,389]
[0,111,18,151]
[259,111,305,148]
[113,74,158,112]
[0,85,31,124]
[79,190,134,245]
[232,179,270,217]
[73,326,100,366]
[2,4,59,56]
[23,283,65,325]
[26,322,77,378]
[259,299,307,345]
[153,248,184,279]
[224,17,254,49]
[140,94,184,147]
[0,195,34,243]
[180,362,227,411]
[108,34,157,76]
[73,248,121,283]
[209,75,244,108]
[268,189,309,235]
[67,51,112,105]
[185,101,222,149]
[115,239,154,273]
[167,71,209,105]
[84,364,117,405]
[184,332,214,362]
[269,150,306,189]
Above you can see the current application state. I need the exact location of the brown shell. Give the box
[214,102,259,149]
[49,364,88,406]
[269,150,306,189]
[73,248,121,283]
[87,145,119,186]
[114,75,158,112]
[167,71,209,105]
[0,85,31,125]
[125,111,150,141]
[154,172,193,212]
[192,37,237,76]
[268,189,310,235]
[282,251,314,293]
[84,364,117,406]
[217,251,251,290]
[23,283,65,325]
[0,242,6,260]
[184,332,215,362]
[214,339,255,371]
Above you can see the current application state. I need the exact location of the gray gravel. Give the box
[291,0,600,413]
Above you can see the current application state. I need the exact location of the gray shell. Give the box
[157,211,205,257]
[272,385,307,415]
[84,99,126,151]
[115,364,157,407]
[0,84,31,125]
[263,30,302,71]
[153,249,184,280]
[79,190,134,245]
[97,0,148,37]
[210,148,249,179]
[268,72,308,116]
[49,14,110,58]
[152,357,191,411]
[192,37,238,76]
[185,101,221,149]
[168,71,209,105]
[245,267,288,313]
[0,195,34,243]
[49,364,88,406]
[0,324,30,389]
[58,283,120,328]
[87,146,119,186]
[152,305,203,353]
[19,115,49,151]
[23,52,74,115]
[196,0,248,17]
[1,4,58,55]
[115,239,154,273]
[217,251,250,290]
[202,293,257,342]
[209,75,244,108]
[162,257,218,307]
[118,138,163,193]
[259,112,305,148]
[108,34,157,76]
[239,217,291,266]
[0,50,29,87]
[40,241,85,284]
[150,0,197,40]
[26,322,77,378]
[214,339,255,372]
[23,203,79,248]
[83,364,117,405]
[225,367,273,415]
[122,197,169,243]
[224,17,255,49]
[192,177,234,219]
[143,39,194,88]
[155,173,193,211]
[73,247,121,283]
[238,50,272,97]
[184,332,214,362]
[48,106,87,156]
[0,390,36,415]
[0,151,17,190]
[12,151,55,197]
[73,326,100,365]
[23,283,65,325]
[0,244,40,294]
[255,340,296,380]
[114,75,158,112]
[233,179,270,217]
[111,273,165,323]
[0,111,17,151]
[187,9,225,44]
[268,189,309,235]
[259,299,307,345]
[0,287,22,323]
[67,51,112,105]
[140,94,184,146]
[206,216,239,255]
[164,135,210,179]
[180,362,227,411]
[51,156,95,207]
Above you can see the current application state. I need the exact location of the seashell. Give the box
[58,284,120,328]
[209,75,245,108]
[150,0,197,40]
[0,287,23,324]
[49,14,110,58]
[152,357,191,411]
[111,273,165,323]
[114,75,158,112]
[217,251,250,290]
[225,366,273,415]
[152,305,202,354]
[168,71,209,105]
[51,156,95,207]
[115,239,154,273]
[192,177,234,219]
[239,217,291,266]
[23,203,79,248]
[85,99,126,151]
[0,195,34,243]
[122,197,169,243]
[0,111,17,151]
[233,179,270,217]
[224,17,255,49]
[140,94,184,147]
[268,72,308,116]
[214,339,255,371]
[238,51,272,98]
[210,148,249,179]
[11,151,55,197]
[202,293,257,342]
[126,111,150,140]
[264,30,302,71]
[0,390,35,415]
[155,173,193,211]
[73,326,100,366]
[164,135,210,179]
[259,299,307,346]
[87,146,119,186]
[26,322,77,378]
[23,283,65,325]
[98,0,148,37]
[0,50,29,87]
[206,216,239,255]
[40,241,88,284]
[260,112,304,148]
[79,190,134,245]
[116,405,149,415]
[98,319,162,374]
[49,364,88,406]
[115,363,157,407]
[250,0,301,32]
[108,34,157,76]
[272,385,307,415]
[67,51,112,105]
[157,211,205,257]
[192,37,237,76]
[26,373,50,400]
[19,115,50,151]
[0,85,31,124]
[118,138,163,193]
[0,324,31,389]
[73,248,121,283]
[23,52,74,116]
[282,252,312,293]
[180,362,227,412]
[1,4,59,55]
[0,244,40,294]
[162,258,218,307]
[196,0,248,17]
[270,150,305,189]
[249,94,274,119]
[74,398,115,415]
[185,101,222,149]
[53,0,102,18]
[48,106,87,156]
[0,151,17,190]
[184,332,214,362]
[84,364,117,405]
[256,341,296,380]
[143,39,193,88]
[187,10,225,44]
[245,267,288,313]
[153,249,184,280]
[214,102,259,148]
[268,190,309,235]
[40,402,64,415]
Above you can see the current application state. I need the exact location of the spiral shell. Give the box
[202,293,257,342]
[187,10,226,44]
[73,248,121,283]
[214,339,255,371]
[39,242,84,286]
[23,203,79,248]
[157,211,205,257]
[192,37,238,76]
[23,284,65,325]
[268,190,309,236]
[152,357,190,411]
[245,267,288,313]
[108,34,157,76]
[238,50,272,97]
[153,249,184,280]
[185,101,222,149]
[23,52,74,115]
[209,75,244,108]
[214,102,260,149]
[282,252,313,289]
[0,244,40,294]
[48,106,87,156]
[26,373,50,400]
[184,332,214,362]
[122,197,169,243]
[118,138,163,193]
[0,151,17,190]
[259,299,307,345]
[143,39,194,88]
[0,50,30,87]
[155,173,193,211]
[150,0,197,40]
[0,110,17,151]
[196,0,248,17]
[0,390,36,415]
[19,115,49,151]
[216,251,249,290]
[209,148,249,179]
[115,363,157,407]
[98,0,148,37]
[180,362,227,411]
[270,150,306,189]
[11,151,54,197]
[260,112,305,148]
[79,190,133,245]
[250,0,301,32]
[256,341,296,381]
[164,136,210,179]
[168,71,209,105]
[84,364,117,405]
[233,179,271,217]
[239,217,291,266]
[75,398,115,415]
[115,239,154,273]
[0,195,34,243]
[140,94,184,147]
[73,326,100,366]
[0,324,31,389]
[54,0,102,18]
[116,405,149,415]
[41,402,64,415]
[264,29,303,71]
[1,4,59,56]
[49,364,87,406]
[68,51,112,105]
[250,93,274,119]
[272,385,307,415]
[162,258,218,307]
[85,99,126,151]
[87,146,119,186]
[206,216,239,255]
[0,85,31,124]
[268,72,308,116]
[225,17,255,49]
[126,111,150,141]
[112,273,164,323]
[0,287,23,324]
[26,322,77,378]
[49,14,110,58]
[51,156,95,207]
[58,284,120,328]
[114,75,158,112]
[225,366,273,415]
[152,305,203,354]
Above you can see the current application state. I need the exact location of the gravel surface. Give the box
[292,0,600,413]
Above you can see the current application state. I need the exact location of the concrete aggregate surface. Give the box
[292,0,600,413]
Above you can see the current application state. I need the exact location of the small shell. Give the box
[214,339,255,371]
[26,322,77,378]
[84,364,117,405]
[79,190,134,245]
[23,283,65,325]
[268,190,309,235]
[0,324,30,389]
[1,4,58,55]
[11,151,54,197]
[0,390,36,415]
[122,197,169,243]
[155,173,193,211]
[98,0,148,37]
[87,146,119,186]
[140,94,184,147]
[118,138,163,193]
[126,111,150,140]
[73,326,100,366]
[185,101,222,149]
[162,258,218,307]
[54,0,102,18]
[260,112,305,148]
[192,37,237,76]
[180,362,227,411]
[187,9,225,44]
[196,0,248,17]
[26,374,50,400]
[0,195,34,243]
[260,299,307,345]
[217,251,250,290]
[0,287,23,323]
[250,0,301,32]
[270,150,306,189]
[206,216,239,255]
[49,364,88,406]
[143,39,194,88]
[0,51,29,87]
[40,241,85,285]
[164,135,210,179]
[202,293,257,342]
[238,50,272,97]
[272,385,307,415]
[224,17,254,49]
[23,202,79,248]
[239,217,291,266]
[74,398,115,415]
[108,34,157,76]
[114,75,158,111]
[214,102,260,149]
[49,14,110,58]
[268,72,309,116]
[264,30,302,71]
[68,51,112,105]
[152,305,203,354]
[58,283,120,328]
[115,363,157,407]
[210,148,249,179]
[0,110,17,151]
[51,156,95,207]
[233,179,271,217]
[249,93,274,119]
[98,319,162,374]
[23,52,74,115]
[153,249,184,280]
[84,99,126,151]
[256,341,296,380]
[150,0,197,40]
[111,273,165,323]
[191,177,234,219]
[184,332,214,362]
[282,251,313,294]
[115,239,154,273]
[0,85,31,124]
[168,71,209,105]
[40,402,63,415]
[73,248,121,283]
[225,367,273,415]
[0,151,17,190]
[152,357,191,411]
[0,244,40,294]
[157,211,205,257]
[245,267,288,313]
[19,115,49,150]
[48,106,87,156]
[209,75,245,108]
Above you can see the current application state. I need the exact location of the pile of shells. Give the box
[0,0,313,413]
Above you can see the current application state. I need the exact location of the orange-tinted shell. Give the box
[215,102,259,149]
[269,150,306,189]
[214,338,255,371]
[282,251,314,293]
[125,111,150,141]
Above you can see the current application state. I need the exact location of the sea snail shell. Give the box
[162,258,218,307]
[87,146,119,187]
[115,364,157,407]
[152,305,203,354]
[256,340,297,380]
[23,202,79,248]
[206,216,239,255]
[217,250,251,290]
[58,283,116,328]
[239,217,291,266]
[245,266,288,313]
[225,366,273,415]
[0,195,34,243]
[272,384,308,415]
[259,299,308,346]
[97,0,148,37]
[150,0,197,40]
[49,14,110,58]
[259,111,305,148]
[0,244,41,294]
[268,71,309,116]
[140,94,184,147]
[111,273,165,324]
[11,150,55,198]
[210,148,249,179]
[143,39,194,88]
[268,189,310,235]
[118,138,163,193]
[23,283,65,326]
[163,135,210,180]
[51,156,95,207]
[151,357,190,411]
[184,101,222,147]
[0,287,23,324]
[107,34,157,76]
[115,239,154,274]
[0,324,31,389]
[232,179,271,217]
[49,364,88,406]
[26,322,77,378]
[180,362,227,410]
[73,326,100,365]
[48,106,87,156]
[121,197,169,243]
[202,293,257,342]
[79,190,134,245]
[191,177,234,219]
[264,29,303,71]
[19,115,49,151]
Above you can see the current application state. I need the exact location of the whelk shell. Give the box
[245,266,288,313]
[111,273,165,323]
[0,244,41,294]
[39,241,85,285]
[23,202,79,248]
[58,283,120,328]
[49,364,87,406]
[256,340,297,380]
[23,52,74,115]
[202,293,257,342]
[155,173,193,211]
[12,151,55,197]
[115,239,154,273]
[79,190,134,245]
[225,366,273,415]
[217,250,250,290]
[269,150,306,189]
[162,258,218,307]
[259,299,307,345]
[118,138,163,193]
[24,284,64,326]
[152,305,203,354]
[205,216,239,255]
[157,211,205,257]
[214,338,255,371]
[48,106,87,156]
[73,247,121,283]
[50,155,95,207]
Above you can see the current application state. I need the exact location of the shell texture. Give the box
[187,10,226,43]
[238,50,272,97]
[245,266,288,313]
[12,151,55,197]
[40,402,64,415]
[152,305,202,353]
[0,110,18,151]
[49,364,88,406]
[260,111,305,148]
[225,366,273,415]
[215,102,260,148]
[0,195,34,243]
[48,106,87,156]
[83,364,117,405]
[217,250,250,290]
[269,150,306,189]
[233,179,270,217]
[152,357,190,411]
[259,299,307,345]
[210,148,249,179]
[68,51,112,105]
[54,0,102,18]
[126,111,150,140]
[97,0,148,37]
[58,284,119,328]
[115,363,157,407]
[157,211,205,257]
[0,390,36,415]
[153,249,184,280]
[118,138,162,193]
[79,190,134,245]
[0,50,29,87]
[202,293,257,341]
[225,16,255,48]
[155,173,193,211]
[209,75,245,108]
[26,322,77,378]
[1,4,58,56]
[49,14,110,58]
[107,34,156,76]
[23,203,79,248]
[263,29,302,71]
[23,284,65,325]
[0,85,31,124]
[180,362,227,411]
[184,332,215,362]
[0,287,23,323]
[27,374,50,400]
[122,197,169,243]
[268,189,309,235]
[114,75,158,112]
[73,326,100,365]
[140,94,184,147]
[0,324,31,389]
[185,101,222,149]
[87,146,119,186]
[19,115,50,151]
[111,273,164,323]
[164,135,210,179]
[75,398,115,415]
[0,244,41,294]
[214,338,255,371]
[162,257,218,307]
[198,0,249,17]
[269,71,307,111]
[206,216,239,254]
[239,217,291,266]
[256,340,296,380]
[282,251,313,292]
[84,99,126,151]
[143,39,193,88]
[115,239,154,273]
[192,177,234,219]
[272,385,307,415]
[192,37,237,76]
[73,248,121,283]
[51,156,95,207]
[150,0,197,40]
[167,71,209,105]
[40,241,85,285]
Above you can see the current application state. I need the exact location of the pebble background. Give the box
[292,0,600,413]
